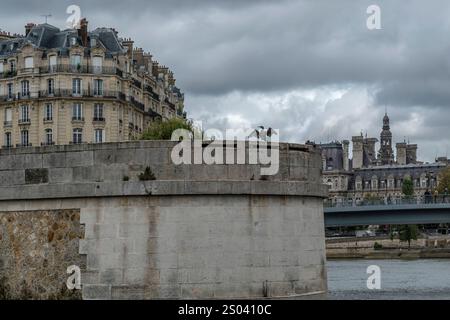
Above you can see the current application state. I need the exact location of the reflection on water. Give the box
[327,259,450,300]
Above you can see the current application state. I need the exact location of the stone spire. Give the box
[378,112,395,165]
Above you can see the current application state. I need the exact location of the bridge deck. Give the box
[324,203,450,227]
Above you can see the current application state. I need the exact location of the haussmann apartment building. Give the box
[0,19,185,148]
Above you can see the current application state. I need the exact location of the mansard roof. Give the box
[0,23,126,58]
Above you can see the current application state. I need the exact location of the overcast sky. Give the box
[2,0,450,162]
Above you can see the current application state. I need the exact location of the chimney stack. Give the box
[122,38,134,59]
[78,18,88,47]
[342,140,350,171]
[25,23,35,36]
[396,142,407,165]
[352,136,364,169]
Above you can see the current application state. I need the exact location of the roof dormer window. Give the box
[25,57,34,69]
[71,37,77,46]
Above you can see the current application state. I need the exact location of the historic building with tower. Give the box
[0,19,185,148]
[319,113,448,201]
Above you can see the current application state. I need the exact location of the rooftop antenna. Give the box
[41,14,52,24]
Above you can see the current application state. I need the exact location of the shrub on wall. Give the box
[138,167,156,181]
[141,118,194,140]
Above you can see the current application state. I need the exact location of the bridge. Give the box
[324,195,450,227]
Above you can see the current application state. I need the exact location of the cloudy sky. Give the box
[2,0,450,162]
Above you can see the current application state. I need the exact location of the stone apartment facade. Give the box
[319,113,449,201]
[0,20,185,148]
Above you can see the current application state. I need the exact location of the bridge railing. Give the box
[324,194,450,208]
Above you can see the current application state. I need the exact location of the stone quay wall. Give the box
[0,141,328,299]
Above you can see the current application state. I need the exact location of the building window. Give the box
[94,104,104,120]
[45,129,53,145]
[48,79,55,95]
[9,60,16,73]
[24,57,34,69]
[0,63,3,73]
[20,105,29,122]
[20,130,29,146]
[49,55,57,72]
[70,55,81,71]
[94,79,103,96]
[72,103,83,120]
[92,56,103,74]
[21,80,30,97]
[4,132,12,148]
[45,104,53,121]
[72,78,82,95]
[73,128,83,144]
[94,129,104,143]
[4,108,12,124]
[7,83,13,99]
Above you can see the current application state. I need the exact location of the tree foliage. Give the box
[398,225,418,249]
[437,167,450,194]
[402,178,414,196]
[141,118,194,141]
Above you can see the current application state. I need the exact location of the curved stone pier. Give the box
[0,141,328,299]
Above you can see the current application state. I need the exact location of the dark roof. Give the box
[0,23,125,58]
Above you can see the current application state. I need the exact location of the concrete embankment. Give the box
[326,236,450,260]
[0,141,328,299]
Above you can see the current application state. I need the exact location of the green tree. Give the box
[141,118,194,140]
[398,225,418,249]
[437,167,450,194]
[402,178,414,197]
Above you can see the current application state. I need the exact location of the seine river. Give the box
[327,259,450,299]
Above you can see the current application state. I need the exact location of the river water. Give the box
[327,259,450,299]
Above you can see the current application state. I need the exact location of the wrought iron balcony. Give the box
[71,117,85,123]
[41,142,55,146]
[0,70,17,79]
[18,119,31,125]
[39,64,123,76]
[93,117,106,123]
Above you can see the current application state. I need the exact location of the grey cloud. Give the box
[1,0,449,161]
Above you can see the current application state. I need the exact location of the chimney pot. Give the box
[25,23,35,36]
[78,18,88,47]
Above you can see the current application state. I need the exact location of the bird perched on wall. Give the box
[247,126,278,142]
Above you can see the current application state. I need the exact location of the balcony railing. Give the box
[144,85,160,101]
[132,78,142,88]
[93,117,105,123]
[18,119,31,125]
[0,70,17,79]
[165,98,176,111]
[3,121,12,127]
[16,143,32,148]
[39,64,123,76]
[0,89,147,112]
[72,117,85,122]
[0,90,124,102]
[41,142,55,146]
[130,97,145,111]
